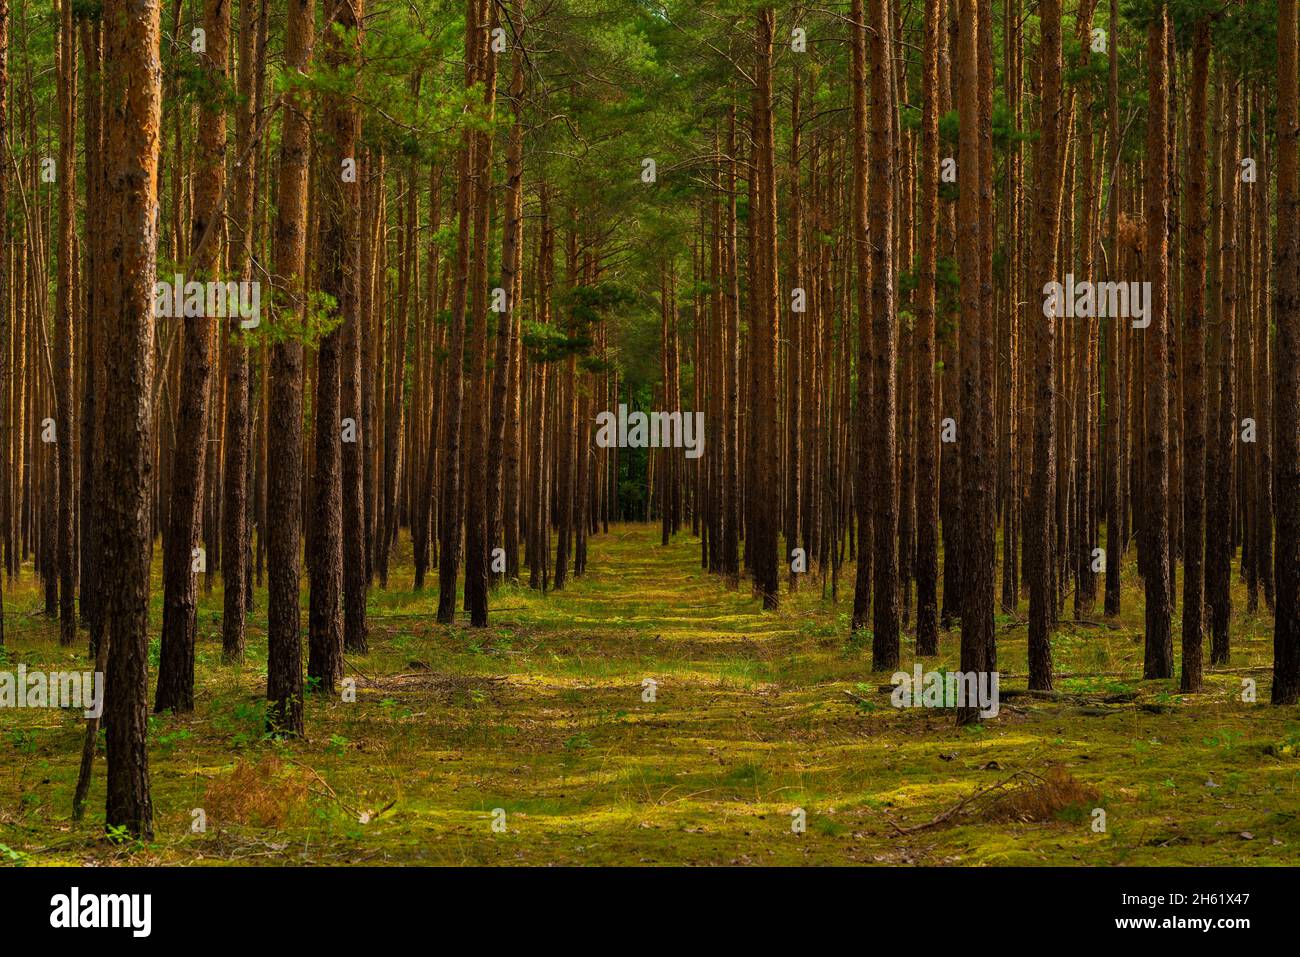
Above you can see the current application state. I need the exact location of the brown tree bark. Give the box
[437,1,481,623]
[850,0,873,633]
[1207,67,1237,666]
[1273,0,1300,704]
[488,0,526,587]
[528,183,553,591]
[265,0,315,737]
[869,0,899,668]
[221,0,262,663]
[378,162,414,588]
[53,0,75,647]
[722,99,740,586]
[752,6,780,610]
[156,0,229,711]
[463,0,497,625]
[101,0,163,840]
[1028,0,1061,691]
[914,0,940,657]
[1251,92,1273,613]
[1141,5,1173,680]
[1180,18,1210,693]
[413,165,441,592]
[554,220,577,590]
[340,58,368,657]
[309,0,363,693]
[1072,0,1098,619]
[1103,0,1122,617]
[786,40,802,592]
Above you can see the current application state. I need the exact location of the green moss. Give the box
[1,524,1297,866]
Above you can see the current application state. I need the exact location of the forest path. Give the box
[1,524,1293,866]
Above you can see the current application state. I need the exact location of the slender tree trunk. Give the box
[869,0,899,668]
[463,0,497,625]
[752,6,780,610]
[156,0,228,710]
[1028,0,1061,691]
[1273,0,1300,704]
[850,0,873,633]
[309,0,363,692]
[786,50,802,592]
[554,219,576,591]
[914,0,940,656]
[53,0,75,647]
[1208,66,1237,666]
[413,165,441,591]
[1072,0,1098,619]
[265,0,315,737]
[340,61,368,656]
[722,100,740,586]
[528,183,553,591]
[1142,4,1173,679]
[488,0,525,588]
[1103,0,1122,616]
[221,0,261,663]
[437,1,481,623]
[1180,18,1210,693]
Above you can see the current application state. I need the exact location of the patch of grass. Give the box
[0,524,1294,866]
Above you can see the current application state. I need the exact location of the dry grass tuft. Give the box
[981,765,1100,824]
[203,756,311,828]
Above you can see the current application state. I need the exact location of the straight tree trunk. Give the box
[437,1,481,623]
[1028,0,1061,691]
[221,0,262,663]
[914,0,940,657]
[1142,5,1173,679]
[340,51,368,656]
[849,0,873,633]
[528,183,553,591]
[1103,0,1122,616]
[265,0,315,737]
[487,0,525,587]
[101,0,163,839]
[53,0,75,647]
[786,45,802,591]
[555,214,579,591]
[722,100,741,586]
[1208,67,1238,666]
[413,165,441,591]
[1273,0,1300,704]
[869,0,899,668]
[1072,0,1098,619]
[309,0,363,692]
[1180,18,1210,693]
[378,164,414,588]
[752,6,780,610]
[463,0,497,626]
[156,0,228,711]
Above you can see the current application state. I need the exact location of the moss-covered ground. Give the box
[1,523,1297,865]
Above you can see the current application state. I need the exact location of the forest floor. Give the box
[1,523,1298,866]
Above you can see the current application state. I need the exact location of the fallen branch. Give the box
[286,760,363,820]
[885,770,1046,835]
